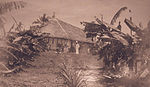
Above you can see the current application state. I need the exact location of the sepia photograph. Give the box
[0,0,150,87]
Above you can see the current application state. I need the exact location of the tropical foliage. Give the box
[82,6,150,87]
[0,0,26,37]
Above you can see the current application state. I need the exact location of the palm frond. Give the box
[0,0,26,37]
[0,16,6,37]
[0,0,26,15]
[110,7,128,25]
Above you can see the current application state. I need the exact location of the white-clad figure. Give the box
[75,41,80,54]
[96,34,100,42]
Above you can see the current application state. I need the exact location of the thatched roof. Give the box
[39,18,92,43]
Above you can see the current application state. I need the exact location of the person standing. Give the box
[75,41,80,54]
[117,21,122,31]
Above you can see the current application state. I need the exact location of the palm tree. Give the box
[0,0,26,37]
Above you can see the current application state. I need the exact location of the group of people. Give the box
[55,41,80,54]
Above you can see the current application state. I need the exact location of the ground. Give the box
[0,51,103,87]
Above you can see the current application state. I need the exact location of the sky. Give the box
[3,0,150,33]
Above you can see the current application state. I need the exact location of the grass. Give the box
[58,63,87,87]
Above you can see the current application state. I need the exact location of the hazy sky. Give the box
[3,0,150,33]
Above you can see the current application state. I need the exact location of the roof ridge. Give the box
[54,18,69,38]
[56,18,82,30]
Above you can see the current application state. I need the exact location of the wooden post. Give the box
[130,17,133,36]
[135,60,137,73]
[130,30,133,36]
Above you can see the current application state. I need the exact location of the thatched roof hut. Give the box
[39,18,92,43]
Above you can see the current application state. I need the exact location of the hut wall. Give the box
[80,43,91,55]
[50,38,57,50]
[46,37,92,55]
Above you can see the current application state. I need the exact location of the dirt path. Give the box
[81,55,103,87]
[0,52,103,87]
